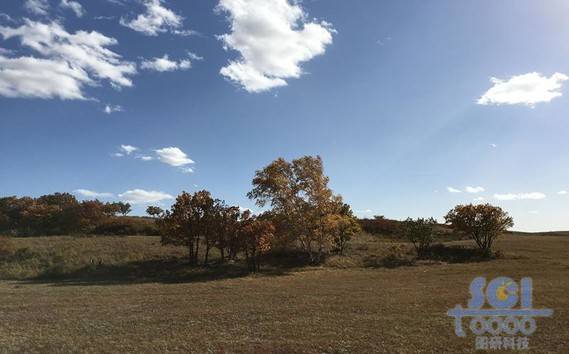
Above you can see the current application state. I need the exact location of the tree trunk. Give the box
[204,245,210,265]
[188,240,195,265]
[194,236,200,265]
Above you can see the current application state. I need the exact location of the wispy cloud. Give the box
[0,13,16,24]
[136,155,154,161]
[558,190,568,195]
[494,192,546,201]
[217,0,334,92]
[104,104,124,114]
[0,20,136,100]
[119,189,174,204]
[119,144,138,155]
[114,145,195,174]
[73,189,114,198]
[120,0,192,36]
[24,0,49,16]
[478,72,568,107]
[140,54,192,72]
[60,0,85,17]
[465,186,485,194]
[155,147,194,167]
[447,187,462,193]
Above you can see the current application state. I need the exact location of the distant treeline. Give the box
[358,216,401,235]
[0,193,158,237]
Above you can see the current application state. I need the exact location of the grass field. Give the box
[0,233,567,353]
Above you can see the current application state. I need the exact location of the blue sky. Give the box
[1,0,569,232]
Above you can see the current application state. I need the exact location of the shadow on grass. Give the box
[421,244,497,263]
[23,257,295,287]
[361,244,497,269]
[362,254,415,269]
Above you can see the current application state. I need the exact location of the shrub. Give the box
[400,217,437,257]
[363,245,415,268]
[425,244,495,263]
[358,216,400,235]
[0,237,14,257]
[325,214,361,255]
[92,217,159,236]
[445,204,514,255]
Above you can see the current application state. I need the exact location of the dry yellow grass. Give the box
[0,234,567,353]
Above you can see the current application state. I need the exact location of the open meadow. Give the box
[0,233,567,353]
[3,1,569,353]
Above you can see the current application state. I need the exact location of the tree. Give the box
[159,192,199,265]
[213,205,241,262]
[156,190,225,266]
[401,217,437,257]
[325,214,361,255]
[444,204,514,255]
[102,202,131,216]
[0,193,142,236]
[102,202,121,216]
[79,200,108,232]
[239,216,275,272]
[146,206,164,218]
[248,156,351,263]
[116,202,132,216]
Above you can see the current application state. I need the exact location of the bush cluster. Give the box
[0,193,143,236]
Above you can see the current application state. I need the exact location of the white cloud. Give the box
[558,190,568,195]
[494,192,546,201]
[140,54,192,72]
[478,72,568,107]
[0,20,136,100]
[0,13,16,24]
[180,167,194,174]
[74,189,114,198]
[172,29,198,37]
[119,189,174,204]
[155,147,194,167]
[60,0,85,17]
[136,155,154,161]
[107,0,126,6]
[217,0,334,92]
[120,0,188,36]
[120,144,138,155]
[490,143,497,148]
[0,55,91,99]
[447,187,462,193]
[355,209,373,214]
[473,197,485,202]
[104,104,123,114]
[465,186,485,194]
[24,0,49,16]
[94,16,116,21]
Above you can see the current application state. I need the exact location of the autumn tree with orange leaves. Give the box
[248,156,357,263]
[150,191,276,269]
[239,212,275,272]
[445,203,514,255]
[157,191,223,265]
